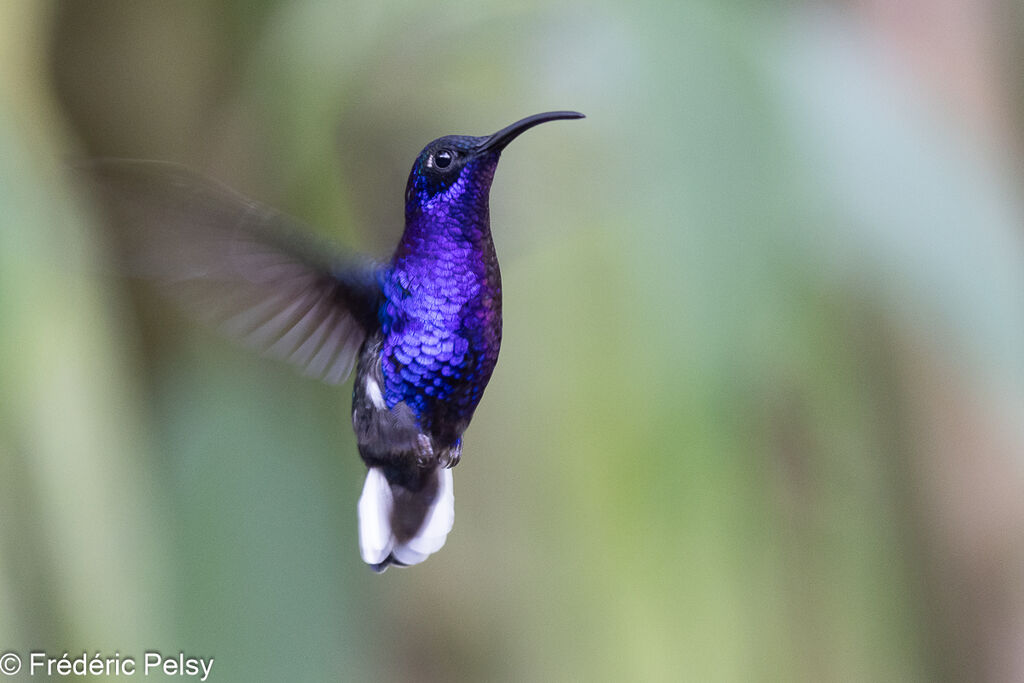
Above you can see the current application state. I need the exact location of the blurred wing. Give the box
[86,160,382,385]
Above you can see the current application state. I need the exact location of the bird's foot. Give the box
[414,434,435,467]
[438,441,462,469]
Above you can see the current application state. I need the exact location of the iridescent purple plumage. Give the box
[379,151,502,440]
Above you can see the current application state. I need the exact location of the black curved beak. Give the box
[476,111,585,153]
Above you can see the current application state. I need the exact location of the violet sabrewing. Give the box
[88,110,584,572]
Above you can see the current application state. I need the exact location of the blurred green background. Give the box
[2,0,1024,680]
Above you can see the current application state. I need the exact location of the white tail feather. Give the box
[357,467,455,568]
[357,468,394,565]
[393,467,454,565]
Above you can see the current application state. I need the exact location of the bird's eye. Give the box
[433,150,454,169]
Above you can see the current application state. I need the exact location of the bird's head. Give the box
[403,111,584,222]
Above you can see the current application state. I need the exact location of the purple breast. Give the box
[378,187,502,437]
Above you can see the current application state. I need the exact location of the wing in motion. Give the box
[85,160,382,384]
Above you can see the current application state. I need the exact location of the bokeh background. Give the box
[2,0,1024,680]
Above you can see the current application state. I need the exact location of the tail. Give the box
[357,466,454,572]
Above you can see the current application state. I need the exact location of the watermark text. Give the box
[0,651,213,680]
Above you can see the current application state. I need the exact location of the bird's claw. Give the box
[438,441,462,469]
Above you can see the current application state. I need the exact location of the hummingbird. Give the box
[88,111,584,572]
